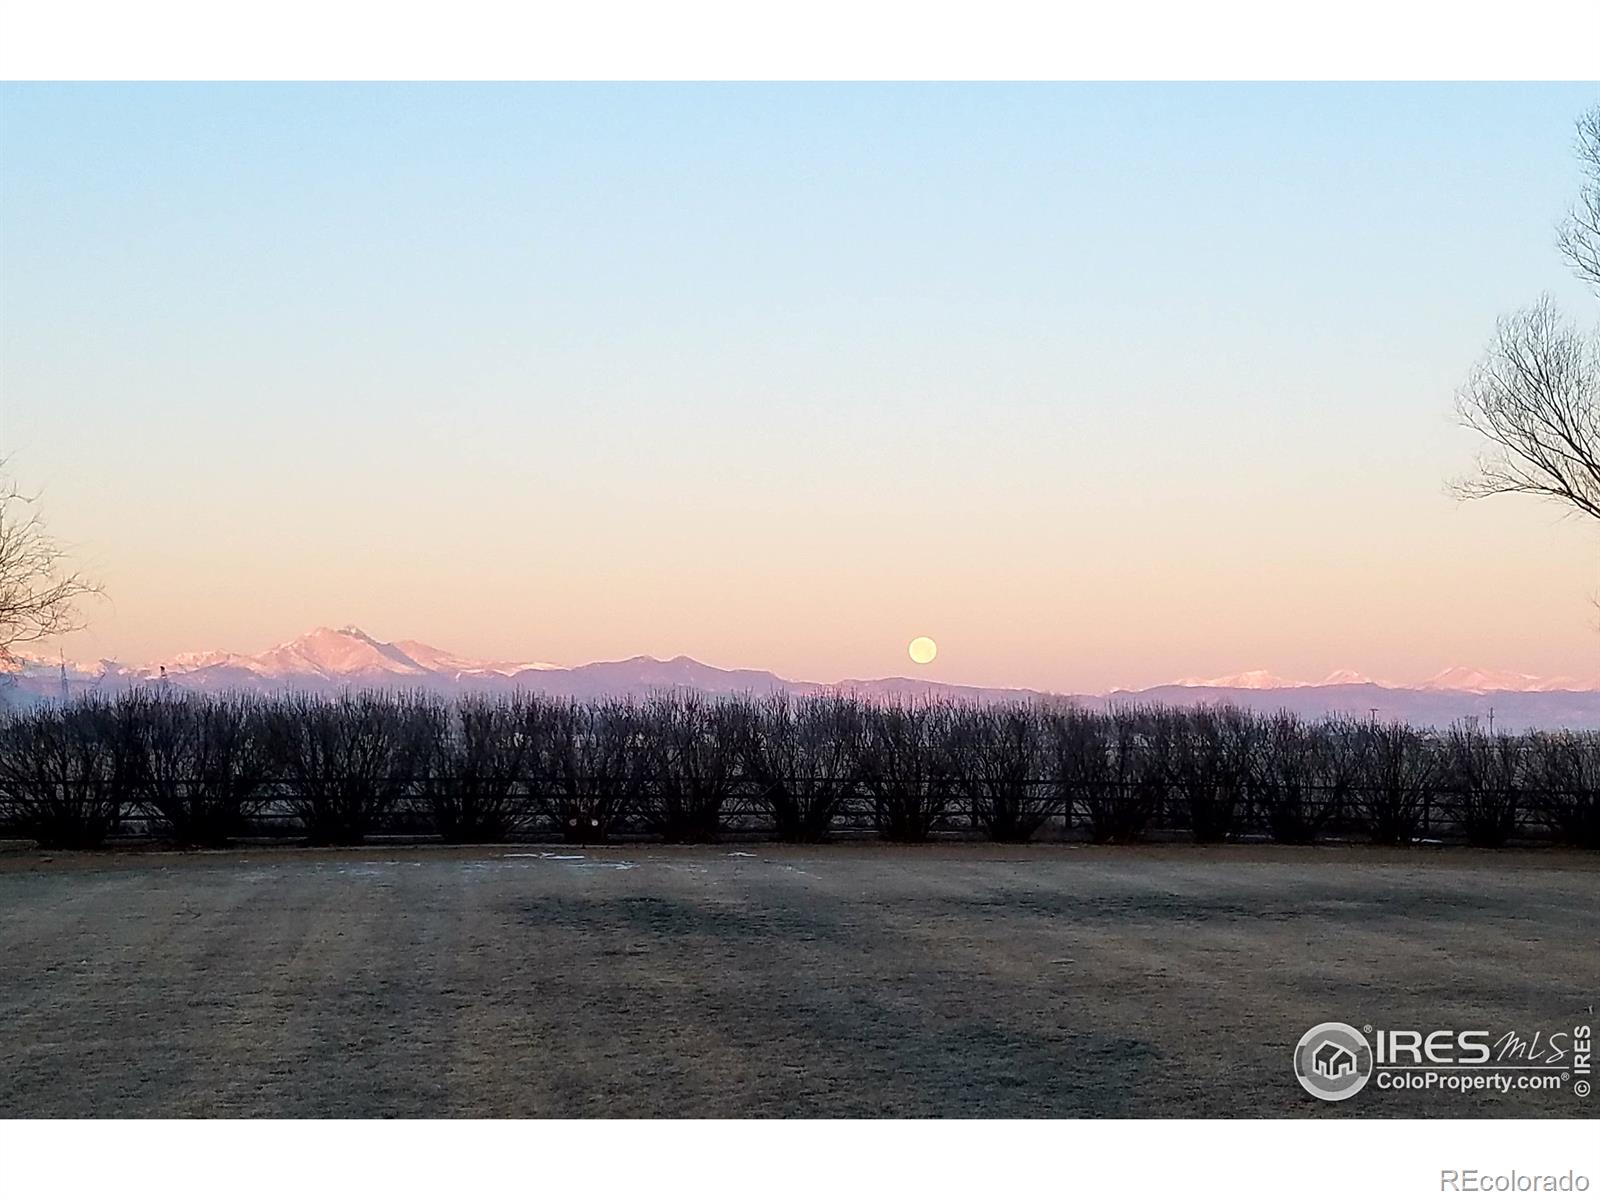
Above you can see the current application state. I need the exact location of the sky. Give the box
[1,83,1598,692]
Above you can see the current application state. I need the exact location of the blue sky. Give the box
[2,84,1597,688]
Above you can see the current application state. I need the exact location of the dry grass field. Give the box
[0,842,1593,1118]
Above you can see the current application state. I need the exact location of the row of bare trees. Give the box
[0,691,1596,851]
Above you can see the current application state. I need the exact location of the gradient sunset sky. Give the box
[2,83,1597,691]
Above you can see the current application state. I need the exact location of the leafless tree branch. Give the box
[0,468,102,657]
[1451,297,1600,523]
[1558,106,1600,296]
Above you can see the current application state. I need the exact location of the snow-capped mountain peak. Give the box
[391,639,562,677]
[1421,666,1600,694]
[252,625,428,678]
[7,631,1600,731]
[1172,669,1308,690]
[1316,669,1398,688]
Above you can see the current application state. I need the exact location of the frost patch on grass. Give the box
[335,864,395,879]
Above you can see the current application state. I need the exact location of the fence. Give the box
[2,691,1596,849]
[8,774,1588,847]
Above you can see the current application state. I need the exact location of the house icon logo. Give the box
[1294,1022,1374,1101]
[1313,1040,1357,1078]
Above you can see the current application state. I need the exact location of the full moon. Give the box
[908,636,938,665]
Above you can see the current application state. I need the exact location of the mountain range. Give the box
[4,626,1598,731]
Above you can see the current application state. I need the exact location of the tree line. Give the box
[0,690,1595,851]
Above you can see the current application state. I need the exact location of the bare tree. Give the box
[740,693,862,842]
[1558,106,1600,296]
[949,702,1057,842]
[121,691,273,848]
[1443,719,1524,848]
[538,697,646,843]
[1453,107,1600,527]
[1453,298,1600,522]
[264,691,425,845]
[0,698,126,849]
[1356,719,1436,845]
[638,691,748,842]
[1524,729,1600,849]
[416,695,533,843]
[0,473,99,655]
[857,700,957,841]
